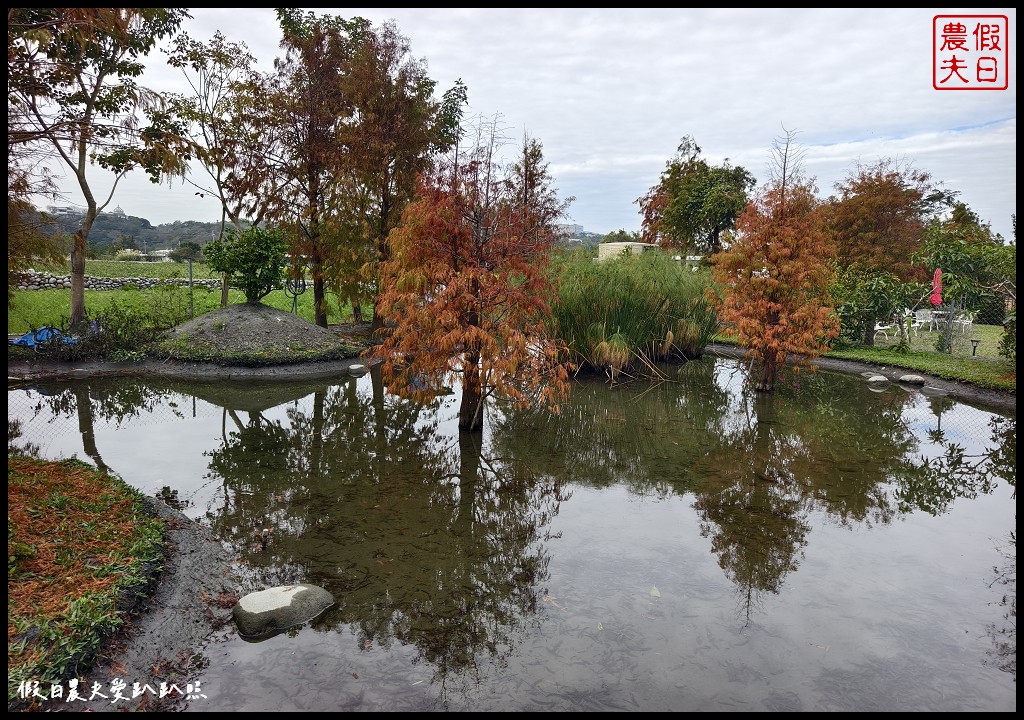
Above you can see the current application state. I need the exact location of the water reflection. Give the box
[6,357,1016,711]
[200,378,566,688]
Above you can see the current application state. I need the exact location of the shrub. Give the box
[998,309,1016,363]
[113,248,142,261]
[203,226,288,304]
[27,288,193,361]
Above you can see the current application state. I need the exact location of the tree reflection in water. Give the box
[201,366,567,693]
[985,530,1016,680]
[492,360,1013,625]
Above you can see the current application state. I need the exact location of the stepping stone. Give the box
[348,363,368,377]
[898,374,926,384]
[233,584,335,639]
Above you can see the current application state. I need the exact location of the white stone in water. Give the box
[233,583,335,639]
[349,363,368,377]
[898,374,926,384]
[239,587,298,614]
[866,375,889,383]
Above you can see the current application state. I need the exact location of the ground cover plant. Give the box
[7,455,164,709]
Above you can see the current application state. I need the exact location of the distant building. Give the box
[109,205,126,217]
[555,223,585,238]
[46,205,83,217]
[597,241,657,262]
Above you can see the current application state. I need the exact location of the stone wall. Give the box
[13,270,223,292]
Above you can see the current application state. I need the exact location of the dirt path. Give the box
[31,498,238,713]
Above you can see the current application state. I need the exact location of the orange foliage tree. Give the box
[824,157,947,280]
[367,119,575,431]
[711,131,840,392]
[822,158,953,343]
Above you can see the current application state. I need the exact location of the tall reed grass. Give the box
[548,248,720,378]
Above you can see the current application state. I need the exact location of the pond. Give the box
[7,357,1016,712]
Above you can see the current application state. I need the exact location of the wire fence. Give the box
[871,321,1007,360]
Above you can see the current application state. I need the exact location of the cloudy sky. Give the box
[45,8,1017,241]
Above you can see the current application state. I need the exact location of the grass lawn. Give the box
[825,322,1015,392]
[7,286,360,335]
[31,259,222,280]
[866,320,1003,358]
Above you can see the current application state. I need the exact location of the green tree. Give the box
[638,135,756,256]
[918,203,1014,306]
[829,266,919,348]
[164,30,276,232]
[110,233,139,253]
[203,226,288,304]
[600,229,641,243]
[8,8,191,330]
[917,202,1016,353]
[169,241,202,263]
[710,130,840,392]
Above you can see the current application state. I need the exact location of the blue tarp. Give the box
[10,326,78,347]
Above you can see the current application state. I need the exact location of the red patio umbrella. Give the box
[930,268,942,307]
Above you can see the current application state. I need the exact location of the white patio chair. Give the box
[874,321,894,340]
[954,310,975,335]
[914,308,934,332]
[905,312,924,337]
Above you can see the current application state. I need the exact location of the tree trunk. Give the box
[313,275,327,328]
[309,242,327,328]
[371,208,391,336]
[69,186,97,332]
[370,299,385,336]
[69,233,87,332]
[220,273,229,307]
[862,315,875,346]
[351,302,363,324]
[459,352,484,432]
[754,355,778,392]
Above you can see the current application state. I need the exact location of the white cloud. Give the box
[37,7,1016,241]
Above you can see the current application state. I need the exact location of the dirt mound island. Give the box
[161,303,362,365]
